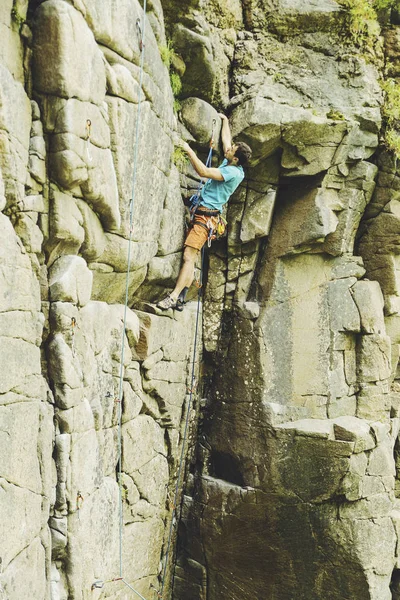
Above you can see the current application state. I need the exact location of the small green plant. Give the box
[173,147,188,170]
[158,40,184,114]
[339,0,380,46]
[173,99,182,114]
[170,72,182,97]
[326,108,346,120]
[381,78,400,158]
[159,41,174,70]
[374,0,399,9]
[382,78,400,122]
[385,128,400,155]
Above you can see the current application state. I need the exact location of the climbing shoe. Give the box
[156,294,178,310]
[174,287,188,311]
[175,298,184,312]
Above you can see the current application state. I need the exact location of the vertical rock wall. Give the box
[2,0,400,599]
[166,2,400,600]
[1,1,199,599]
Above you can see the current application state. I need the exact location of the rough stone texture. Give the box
[2,0,400,599]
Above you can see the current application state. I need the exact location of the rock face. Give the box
[1,0,400,599]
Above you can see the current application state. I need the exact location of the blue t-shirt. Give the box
[200,159,244,211]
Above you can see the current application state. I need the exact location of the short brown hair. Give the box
[234,141,252,167]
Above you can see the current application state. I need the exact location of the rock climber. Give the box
[157,114,252,311]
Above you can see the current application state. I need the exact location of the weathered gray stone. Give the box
[49,255,93,306]
[0,338,41,396]
[172,22,226,104]
[240,187,277,243]
[275,418,333,439]
[351,280,385,335]
[90,265,148,304]
[0,64,31,205]
[327,278,360,333]
[357,384,392,421]
[0,0,26,83]
[65,479,120,598]
[231,96,348,173]
[76,199,107,262]
[333,416,376,453]
[180,98,221,146]
[0,478,42,571]
[33,0,106,104]
[2,538,46,600]
[357,334,392,383]
[47,187,85,260]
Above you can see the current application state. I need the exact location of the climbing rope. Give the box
[90,2,148,598]
[115,0,147,585]
[91,1,215,595]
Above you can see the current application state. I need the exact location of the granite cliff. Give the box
[2,0,400,599]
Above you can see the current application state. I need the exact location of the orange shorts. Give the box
[184,215,219,251]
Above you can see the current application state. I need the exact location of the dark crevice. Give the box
[209,450,245,487]
[391,569,400,600]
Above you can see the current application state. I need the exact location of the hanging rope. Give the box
[91,3,149,597]
[159,251,206,599]
[92,2,215,595]
[116,0,147,583]
[156,122,218,596]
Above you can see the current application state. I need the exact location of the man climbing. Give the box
[157,114,252,311]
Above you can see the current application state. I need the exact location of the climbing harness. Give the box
[86,119,92,163]
[207,214,227,246]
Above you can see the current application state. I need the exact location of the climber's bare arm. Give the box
[183,143,224,181]
[218,113,232,154]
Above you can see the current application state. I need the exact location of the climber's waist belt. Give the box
[195,207,220,216]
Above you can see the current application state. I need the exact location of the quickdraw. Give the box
[71,317,77,357]
[187,377,197,394]
[150,583,163,598]
[91,578,123,591]
[194,265,202,288]
[86,119,92,163]
[136,18,144,52]
[76,491,84,521]
[166,490,176,511]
